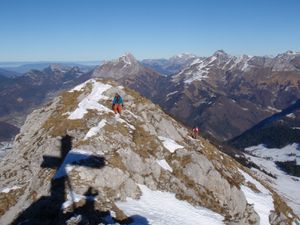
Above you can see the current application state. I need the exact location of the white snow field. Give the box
[239,169,274,225]
[116,185,224,225]
[244,144,300,216]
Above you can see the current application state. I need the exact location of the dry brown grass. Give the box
[42,89,90,137]
[0,186,26,216]
[132,125,159,158]
[176,155,193,167]
[107,153,127,172]
[245,181,260,193]
[272,191,300,224]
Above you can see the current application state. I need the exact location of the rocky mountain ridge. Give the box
[141,53,199,76]
[0,79,298,224]
[153,50,300,141]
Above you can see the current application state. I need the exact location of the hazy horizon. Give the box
[0,49,300,65]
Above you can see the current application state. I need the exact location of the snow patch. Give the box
[267,106,281,113]
[69,79,92,92]
[239,169,274,225]
[158,136,184,153]
[166,91,178,97]
[287,113,296,119]
[84,119,107,140]
[190,58,203,66]
[62,191,97,209]
[116,185,224,225]
[125,109,139,119]
[245,144,300,165]
[0,141,13,159]
[68,80,112,120]
[156,159,173,172]
[115,115,136,130]
[244,145,300,215]
[1,186,21,193]
[54,149,93,179]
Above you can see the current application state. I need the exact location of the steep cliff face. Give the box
[0,79,298,225]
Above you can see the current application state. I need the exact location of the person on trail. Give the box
[192,126,199,138]
[112,93,124,114]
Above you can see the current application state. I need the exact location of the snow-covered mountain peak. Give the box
[285,50,298,55]
[170,53,197,60]
[271,50,300,71]
[92,53,144,80]
[119,53,138,65]
[212,49,230,58]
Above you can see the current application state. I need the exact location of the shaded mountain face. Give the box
[0,122,19,142]
[0,68,21,78]
[228,101,300,185]
[0,64,89,141]
[154,50,300,141]
[141,53,199,76]
[229,100,300,149]
[0,79,298,224]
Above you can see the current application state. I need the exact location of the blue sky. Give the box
[0,0,299,61]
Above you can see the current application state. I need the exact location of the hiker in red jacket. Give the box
[192,126,199,138]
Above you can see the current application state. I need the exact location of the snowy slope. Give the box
[244,144,300,216]
[116,185,224,225]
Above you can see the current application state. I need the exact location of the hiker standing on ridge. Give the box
[112,93,124,115]
[192,126,199,138]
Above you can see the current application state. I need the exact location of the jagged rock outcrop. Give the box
[0,79,299,225]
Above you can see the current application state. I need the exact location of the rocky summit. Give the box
[0,79,299,225]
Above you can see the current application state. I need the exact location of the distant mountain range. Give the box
[141,53,199,76]
[0,61,100,75]
[159,50,300,141]
[0,64,92,141]
[0,68,21,77]
[2,50,300,145]
[89,50,300,142]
